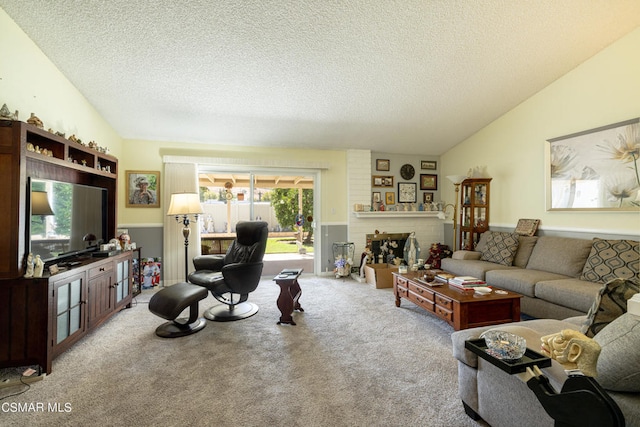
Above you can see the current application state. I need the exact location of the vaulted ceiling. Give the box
[2,1,639,155]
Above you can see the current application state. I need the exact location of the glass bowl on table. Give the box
[480,330,527,361]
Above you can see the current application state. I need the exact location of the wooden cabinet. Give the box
[0,119,126,374]
[87,260,115,329]
[458,178,491,250]
[2,253,133,374]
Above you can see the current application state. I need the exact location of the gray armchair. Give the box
[188,221,268,321]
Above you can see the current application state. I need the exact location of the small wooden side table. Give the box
[273,268,304,325]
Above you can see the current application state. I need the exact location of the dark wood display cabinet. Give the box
[0,120,131,374]
[459,178,491,250]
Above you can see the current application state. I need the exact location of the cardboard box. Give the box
[364,264,398,289]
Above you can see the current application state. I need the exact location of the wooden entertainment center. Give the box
[0,120,132,374]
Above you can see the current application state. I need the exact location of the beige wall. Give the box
[441,27,640,236]
[0,9,123,157]
[119,140,347,226]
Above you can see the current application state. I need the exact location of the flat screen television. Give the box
[28,178,108,263]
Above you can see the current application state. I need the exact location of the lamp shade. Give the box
[167,193,203,216]
[31,191,54,216]
[446,175,468,185]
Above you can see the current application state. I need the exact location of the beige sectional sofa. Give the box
[441,233,639,320]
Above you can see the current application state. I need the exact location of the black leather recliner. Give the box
[188,221,268,321]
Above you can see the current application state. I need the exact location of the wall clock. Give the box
[400,163,415,180]
[398,182,417,203]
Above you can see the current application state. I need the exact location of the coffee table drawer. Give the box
[435,294,453,310]
[408,282,435,301]
[435,305,453,322]
[408,290,435,311]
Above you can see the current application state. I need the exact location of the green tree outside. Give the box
[269,188,313,243]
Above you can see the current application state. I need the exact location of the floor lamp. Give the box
[167,192,203,283]
[446,175,468,251]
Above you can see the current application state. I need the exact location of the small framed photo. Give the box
[372,192,382,203]
[385,192,395,205]
[376,159,390,171]
[421,160,437,170]
[420,174,438,190]
[126,170,160,208]
[423,192,434,203]
[372,175,394,187]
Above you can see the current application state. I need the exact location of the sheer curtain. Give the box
[162,162,200,286]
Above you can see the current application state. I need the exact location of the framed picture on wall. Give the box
[372,192,382,203]
[126,170,160,208]
[372,175,394,187]
[421,160,437,170]
[423,192,434,203]
[398,182,417,203]
[420,174,438,190]
[376,159,390,171]
[547,117,640,211]
[385,192,395,205]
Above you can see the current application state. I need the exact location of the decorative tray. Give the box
[416,278,443,287]
[465,338,551,375]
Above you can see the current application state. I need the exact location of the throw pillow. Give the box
[593,313,640,392]
[475,231,491,253]
[580,277,640,338]
[480,232,520,266]
[580,238,639,283]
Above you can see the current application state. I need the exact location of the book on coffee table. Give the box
[449,276,486,290]
[451,276,485,285]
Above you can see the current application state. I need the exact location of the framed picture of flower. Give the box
[546,117,639,211]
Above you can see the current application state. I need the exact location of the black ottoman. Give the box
[149,282,208,338]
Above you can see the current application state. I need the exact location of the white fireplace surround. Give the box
[346,150,446,266]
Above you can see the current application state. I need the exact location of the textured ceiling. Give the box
[2,1,639,155]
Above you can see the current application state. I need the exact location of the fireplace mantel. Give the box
[352,211,444,219]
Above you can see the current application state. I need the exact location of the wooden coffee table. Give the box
[392,271,521,330]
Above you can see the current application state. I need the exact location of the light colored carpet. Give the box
[0,276,486,427]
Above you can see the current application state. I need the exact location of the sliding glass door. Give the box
[197,169,315,273]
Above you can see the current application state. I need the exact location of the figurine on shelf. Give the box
[27,113,44,129]
[119,233,131,250]
[24,253,34,278]
[0,104,18,120]
[68,134,83,145]
[33,255,44,278]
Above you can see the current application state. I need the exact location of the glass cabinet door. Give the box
[54,274,85,345]
[115,258,130,304]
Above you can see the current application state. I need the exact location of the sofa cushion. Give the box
[441,258,516,281]
[534,278,603,314]
[451,250,481,260]
[480,232,520,266]
[526,236,593,277]
[513,235,538,269]
[580,238,639,284]
[593,313,640,392]
[486,269,569,298]
[581,277,640,337]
